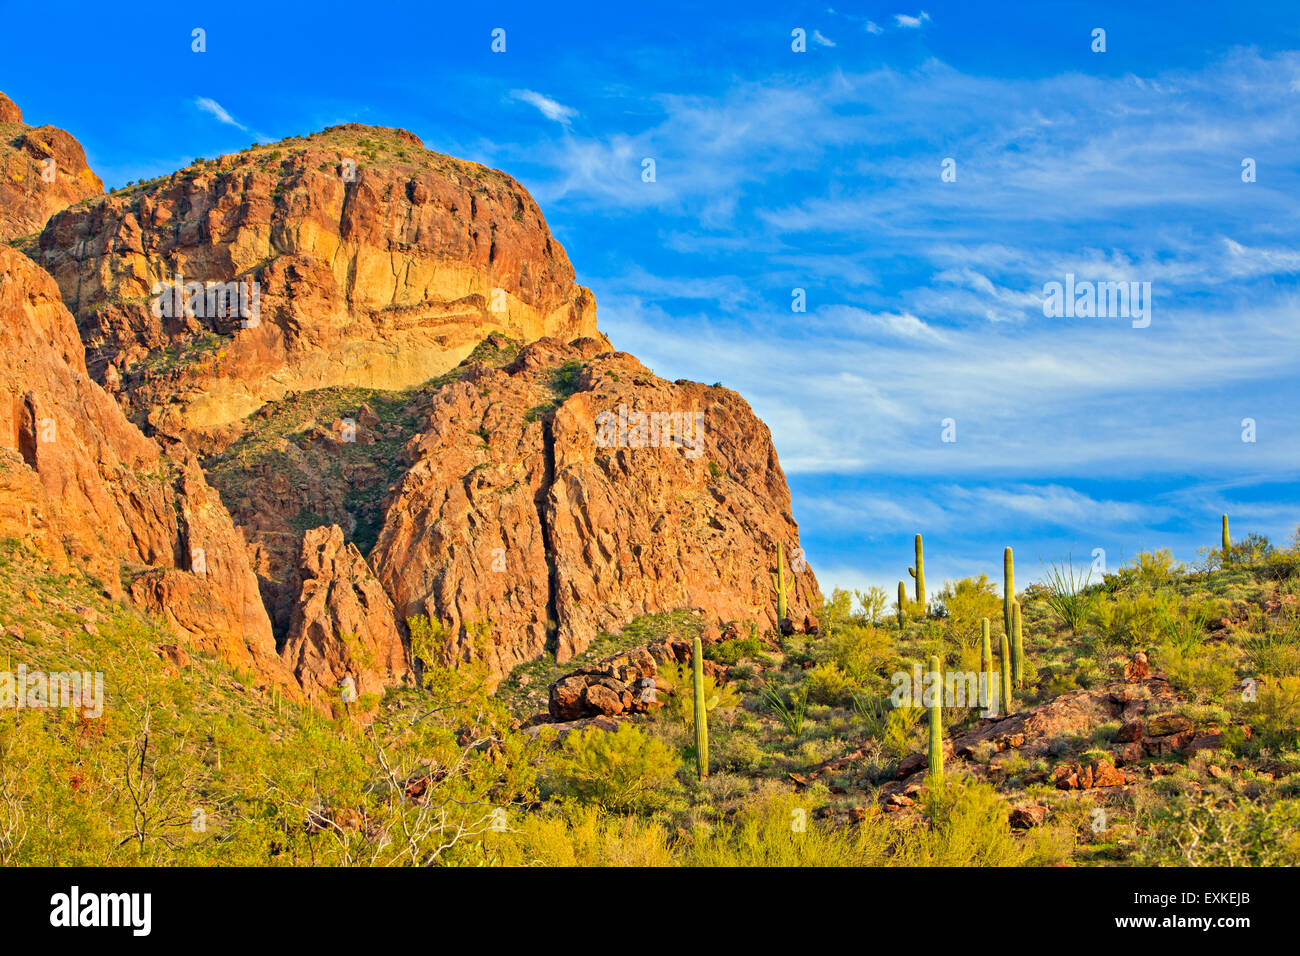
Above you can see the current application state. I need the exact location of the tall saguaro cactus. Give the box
[927,654,943,782]
[1012,600,1025,689]
[1222,514,1231,556]
[897,581,908,630]
[1000,631,1013,715]
[908,534,926,613]
[771,543,793,621]
[981,617,992,683]
[1003,547,1015,640]
[693,633,708,780]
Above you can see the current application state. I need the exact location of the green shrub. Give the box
[656,659,741,730]
[548,724,682,813]
[1154,642,1238,703]
[804,662,857,706]
[707,632,762,665]
[905,780,1030,866]
[934,575,1002,645]
[1133,790,1300,865]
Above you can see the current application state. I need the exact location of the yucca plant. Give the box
[761,683,808,736]
[1042,555,1094,632]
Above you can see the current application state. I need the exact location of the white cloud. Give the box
[195,97,247,131]
[865,21,884,35]
[812,30,836,47]
[894,11,932,28]
[510,89,578,125]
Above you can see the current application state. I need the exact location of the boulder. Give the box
[1009,805,1048,829]
[546,648,657,722]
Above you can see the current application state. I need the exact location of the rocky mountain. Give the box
[35,124,600,446]
[0,91,103,242]
[11,101,820,708]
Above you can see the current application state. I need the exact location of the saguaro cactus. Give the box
[981,617,992,684]
[1222,514,1231,556]
[897,581,908,630]
[693,633,708,779]
[1012,600,1025,689]
[908,534,926,613]
[928,654,943,782]
[1000,631,1013,715]
[771,543,793,621]
[1003,547,1015,640]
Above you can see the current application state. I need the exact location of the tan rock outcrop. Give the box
[281,525,411,714]
[0,91,103,242]
[35,124,600,443]
[371,338,821,680]
[0,244,290,687]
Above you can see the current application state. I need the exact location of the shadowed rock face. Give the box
[371,338,821,681]
[0,244,292,689]
[0,91,104,242]
[35,124,601,446]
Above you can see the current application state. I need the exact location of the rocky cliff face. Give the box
[0,244,291,687]
[281,524,411,715]
[13,115,819,703]
[371,337,821,679]
[0,91,103,242]
[35,124,600,445]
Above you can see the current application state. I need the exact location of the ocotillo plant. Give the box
[908,534,926,613]
[897,581,907,630]
[1012,600,1025,689]
[693,633,708,779]
[771,543,793,621]
[981,617,992,682]
[1000,631,1013,714]
[1003,547,1015,639]
[1222,514,1231,558]
[928,654,943,782]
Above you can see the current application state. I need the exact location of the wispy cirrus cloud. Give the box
[510,89,578,125]
[475,42,1300,593]
[195,97,247,131]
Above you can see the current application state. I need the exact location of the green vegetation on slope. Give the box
[2,523,1299,866]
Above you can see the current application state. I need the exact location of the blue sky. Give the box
[3,1,1298,598]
